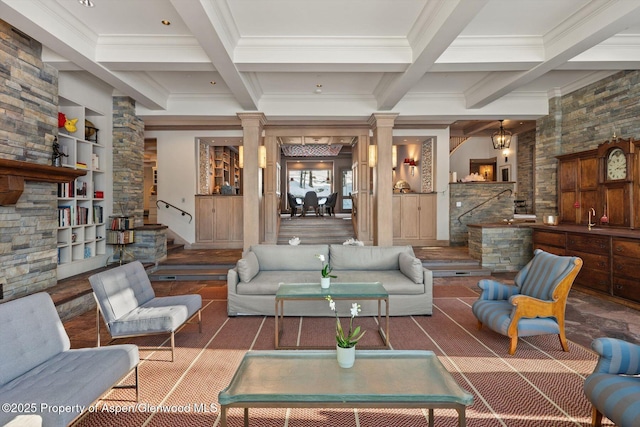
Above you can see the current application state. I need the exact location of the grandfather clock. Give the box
[597,137,634,228]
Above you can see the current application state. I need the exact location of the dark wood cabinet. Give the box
[533,227,640,305]
[557,150,598,225]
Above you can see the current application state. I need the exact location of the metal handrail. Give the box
[156,199,193,223]
[457,188,513,224]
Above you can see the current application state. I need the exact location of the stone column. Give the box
[535,96,562,218]
[368,113,398,246]
[113,96,145,227]
[238,112,267,250]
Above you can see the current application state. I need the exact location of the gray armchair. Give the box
[89,260,202,361]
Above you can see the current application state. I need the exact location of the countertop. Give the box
[530,223,640,238]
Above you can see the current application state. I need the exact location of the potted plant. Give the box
[326,295,365,368]
[316,254,337,288]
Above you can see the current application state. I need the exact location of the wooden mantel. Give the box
[0,158,87,205]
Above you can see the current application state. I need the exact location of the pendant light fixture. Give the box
[491,120,512,151]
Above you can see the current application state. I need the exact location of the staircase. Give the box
[422,259,491,277]
[277,214,356,245]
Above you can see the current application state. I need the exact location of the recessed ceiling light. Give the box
[78,0,94,7]
[161,20,171,26]
[210,81,216,85]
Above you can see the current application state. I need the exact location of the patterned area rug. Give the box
[72,290,605,427]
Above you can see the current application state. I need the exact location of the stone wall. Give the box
[112,96,145,227]
[535,70,640,219]
[0,20,59,301]
[516,129,535,212]
[468,225,533,272]
[449,182,516,246]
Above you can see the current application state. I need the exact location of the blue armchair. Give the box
[471,249,582,355]
[584,338,640,427]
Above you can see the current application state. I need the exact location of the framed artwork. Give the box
[500,165,511,182]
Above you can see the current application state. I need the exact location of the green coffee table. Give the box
[218,350,474,427]
[275,282,389,349]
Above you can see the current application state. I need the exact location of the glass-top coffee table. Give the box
[218,350,474,427]
[275,282,389,350]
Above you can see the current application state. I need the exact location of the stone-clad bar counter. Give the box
[467,222,536,272]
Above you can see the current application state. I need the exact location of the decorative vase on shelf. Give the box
[321,277,330,289]
[336,345,356,368]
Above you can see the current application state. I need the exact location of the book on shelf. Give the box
[91,153,100,170]
[110,216,131,230]
[75,162,87,169]
[106,230,134,244]
[93,206,103,224]
[57,181,75,198]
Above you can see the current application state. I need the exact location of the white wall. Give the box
[145,130,242,244]
[450,136,517,185]
[393,128,450,241]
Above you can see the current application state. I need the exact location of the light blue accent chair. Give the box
[89,260,202,361]
[584,338,640,427]
[472,249,583,355]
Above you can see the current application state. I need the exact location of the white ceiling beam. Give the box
[0,0,169,110]
[375,0,490,111]
[465,0,640,109]
[171,0,259,110]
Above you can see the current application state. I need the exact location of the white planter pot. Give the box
[320,277,330,289]
[336,345,356,368]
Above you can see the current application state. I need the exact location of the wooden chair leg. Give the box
[592,406,603,427]
[509,336,518,355]
[477,320,483,330]
[558,332,570,352]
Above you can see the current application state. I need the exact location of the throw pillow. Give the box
[237,251,260,283]
[399,252,423,284]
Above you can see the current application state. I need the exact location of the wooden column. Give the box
[369,113,398,246]
[238,112,267,251]
[263,134,280,244]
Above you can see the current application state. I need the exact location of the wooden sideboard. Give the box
[532,224,640,306]
[392,193,437,245]
[194,195,243,248]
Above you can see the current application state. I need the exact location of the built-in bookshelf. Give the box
[56,102,108,273]
[210,146,240,194]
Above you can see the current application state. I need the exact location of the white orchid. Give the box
[315,254,336,278]
[325,295,365,348]
[350,303,361,318]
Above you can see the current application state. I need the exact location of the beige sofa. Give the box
[227,244,432,316]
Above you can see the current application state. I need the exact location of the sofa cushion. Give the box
[329,245,415,270]
[89,260,156,323]
[399,252,423,284]
[0,293,70,387]
[237,251,260,283]
[0,344,138,427]
[250,244,329,271]
[108,294,202,336]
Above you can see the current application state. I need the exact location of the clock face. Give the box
[607,148,627,180]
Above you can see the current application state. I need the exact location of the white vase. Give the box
[320,277,330,289]
[336,345,355,368]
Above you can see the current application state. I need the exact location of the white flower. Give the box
[316,254,326,263]
[350,303,361,318]
[329,299,336,311]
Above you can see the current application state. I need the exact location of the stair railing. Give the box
[457,188,513,224]
[156,199,193,223]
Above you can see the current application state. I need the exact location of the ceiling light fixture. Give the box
[210,81,216,85]
[491,120,512,151]
[78,0,94,7]
[161,20,171,26]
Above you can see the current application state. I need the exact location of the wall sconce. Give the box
[502,149,509,162]
[409,159,417,176]
[258,145,266,169]
[368,145,377,168]
[238,146,243,169]
[392,145,397,169]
